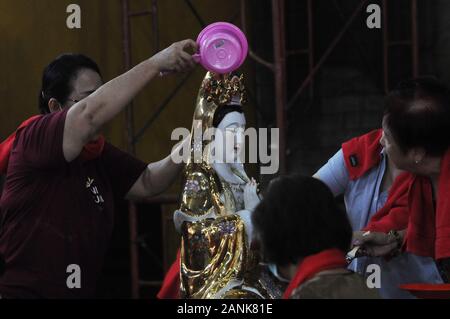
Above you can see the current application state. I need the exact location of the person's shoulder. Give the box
[18,109,69,137]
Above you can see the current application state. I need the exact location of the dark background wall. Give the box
[250,0,447,178]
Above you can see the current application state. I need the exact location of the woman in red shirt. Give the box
[0,39,197,298]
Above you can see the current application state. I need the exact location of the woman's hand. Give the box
[151,39,198,73]
[352,230,404,257]
[244,178,260,212]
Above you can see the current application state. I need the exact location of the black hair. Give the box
[38,53,101,114]
[384,76,450,156]
[212,105,244,128]
[252,174,352,266]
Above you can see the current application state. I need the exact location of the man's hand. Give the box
[151,39,198,73]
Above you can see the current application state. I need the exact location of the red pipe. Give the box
[272,0,287,174]
[307,0,314,99]
[287,0,370,109]
[411,0,419,77]
[122,0,139,299]
[382,0,389,94]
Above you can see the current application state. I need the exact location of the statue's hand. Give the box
[244,178,260,212]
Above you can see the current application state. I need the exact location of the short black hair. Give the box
[38,53,101,114]
[252,174,352,266]
[384,76,450,156]
[212,105,244,128]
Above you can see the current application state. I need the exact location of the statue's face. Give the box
[214,111,246,163]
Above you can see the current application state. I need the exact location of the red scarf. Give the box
[282,249,348,299]
[406,150,450,259]
[0,115,105,174]
[342,129,383,180]
[362,172,412,233]
[366,150,450,260]
[79,136,106,162]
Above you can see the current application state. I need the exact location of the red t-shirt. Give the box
[0,109,147,298]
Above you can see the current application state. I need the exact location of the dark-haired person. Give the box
[314,77,447,298]
[252,174,379,299]
[362,77,450,282]
[0,39,197,298]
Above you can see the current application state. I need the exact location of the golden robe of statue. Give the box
[173,72,283,299]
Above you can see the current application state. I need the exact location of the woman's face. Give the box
[213,111,246,163]
[63,68,103,108]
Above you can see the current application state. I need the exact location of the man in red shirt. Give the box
[0,39,197,298]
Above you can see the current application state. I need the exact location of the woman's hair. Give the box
[38,53,101,114]
[384,76,450,156]
[252,174,352,266]
[212,105,244,128]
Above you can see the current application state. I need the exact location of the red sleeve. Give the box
[100,143,148,199]
[14,109,69,170]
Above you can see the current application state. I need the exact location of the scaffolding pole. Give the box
[121,0,159,299]
[383,0,419,93]
[272,0,287,174]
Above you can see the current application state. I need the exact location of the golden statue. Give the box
[173,72,283,299]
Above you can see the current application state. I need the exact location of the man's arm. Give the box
[63,39,197,162]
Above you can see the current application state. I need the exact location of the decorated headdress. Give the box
[180,71,247,217]
[192,71,246,130]
[188,71,247,163]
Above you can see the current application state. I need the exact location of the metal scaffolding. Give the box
[121,0,419,298]
[382,0,419,93]
[121,0,160,299]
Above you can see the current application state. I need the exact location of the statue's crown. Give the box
[200,72,247,106]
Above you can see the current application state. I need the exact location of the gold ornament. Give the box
[177,72,277,299]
